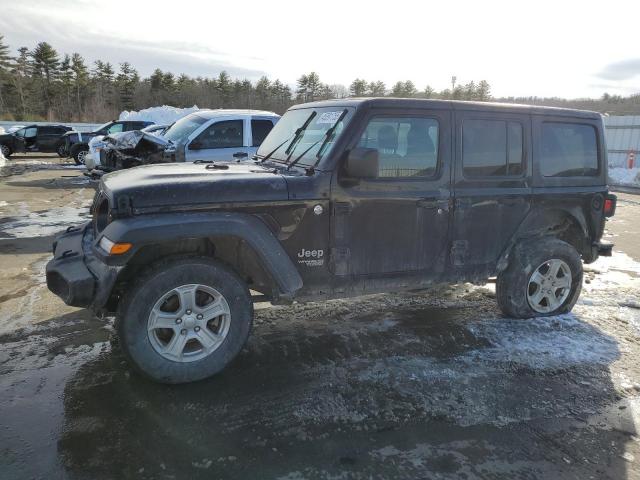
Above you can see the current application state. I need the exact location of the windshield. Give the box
[257,107,354,166]
[94,122,112,133]
[163,114,208,143]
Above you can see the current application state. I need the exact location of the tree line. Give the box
[0,36,639,122]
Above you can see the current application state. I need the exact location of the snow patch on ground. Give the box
[0,150,6,168]
[119,105,199,125]
[0,193,90,238]
[609,167,640,187]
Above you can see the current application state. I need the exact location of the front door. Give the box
[185,119,250,162]
[331,110,452,277]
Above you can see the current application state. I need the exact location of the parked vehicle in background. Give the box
[61,120,153,165]
[95,110,279,172]
[46,98,616,383]
[0,124,72,157]
[167,109,279,162]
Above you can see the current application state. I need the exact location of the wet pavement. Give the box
[2,155,640,479]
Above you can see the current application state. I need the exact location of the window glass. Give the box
[106,123,124,134]
[257,107,354,166]
[358,116,439,178]
[163,114,208,143]
[13,128,25,137]
[508,123,523,175]
[251,119,275,147]
[196,120,243,149]
[24,127,37,138]
[541,123,598,177]
[463,119,523,177]
[39,126,58,135]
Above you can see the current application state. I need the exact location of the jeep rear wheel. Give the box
[117,257,253,384]
[496,238,583,318]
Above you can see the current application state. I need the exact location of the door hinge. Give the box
[451,240,468,266]
[330,247,350,275]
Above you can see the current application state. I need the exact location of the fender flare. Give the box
[497,206,590,271]
[97,212,303,297]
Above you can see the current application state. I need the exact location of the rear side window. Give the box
[251,119,275,147]
[358,116,439,178]
[541,123,598,177]
[463,119,523,177]
[39,126,56,135]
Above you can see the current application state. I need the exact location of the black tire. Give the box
[56,143,66,157]
[117,256,253,384]
[70,144,89,165]
[0,143,12,158]
[496,237,583,318]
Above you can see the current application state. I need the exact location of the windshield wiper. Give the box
[283,111,317,162]
[297,109,348,174]
[258,136,293,163]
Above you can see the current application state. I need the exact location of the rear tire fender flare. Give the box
[497,207,590,272]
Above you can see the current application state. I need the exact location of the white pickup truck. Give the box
[87,109,280,172]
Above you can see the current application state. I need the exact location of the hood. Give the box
[101,162,289,212]
[104,130,171,152]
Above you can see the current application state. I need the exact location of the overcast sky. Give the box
[1,0,639,98]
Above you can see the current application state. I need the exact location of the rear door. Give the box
[451,111,532,275]
[36,126,61,152]
[185,119,248,162]
[331,109,452,277]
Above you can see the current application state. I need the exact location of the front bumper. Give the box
[46,222,120,310]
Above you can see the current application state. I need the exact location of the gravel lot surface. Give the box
[2,155,640,479]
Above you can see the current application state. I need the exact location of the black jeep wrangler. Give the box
[0,124,72,157]
[46,98,616,383]
[61,120,153,165]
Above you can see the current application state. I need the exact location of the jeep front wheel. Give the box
[117,257,253,383]
[496,238,583,318]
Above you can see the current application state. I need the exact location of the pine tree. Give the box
[477,80,491,101]
[30,42,60,119]
[0,35,11,113]
[349,78,367,97]
[71,53,88,117]
[368,81,386,96]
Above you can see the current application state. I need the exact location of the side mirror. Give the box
[233,152,248,160]
[343,147,379,178]
[189,141,202,150]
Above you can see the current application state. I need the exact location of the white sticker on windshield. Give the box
[317,111,343,124]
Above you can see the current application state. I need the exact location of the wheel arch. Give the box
[497,206,591,272]
[99,212,303,310]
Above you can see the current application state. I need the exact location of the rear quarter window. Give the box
[541,123,598,177]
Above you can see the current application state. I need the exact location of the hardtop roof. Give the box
[290,97,602,119]
[192,109,280,119]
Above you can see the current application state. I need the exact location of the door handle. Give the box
[417,198,450,213]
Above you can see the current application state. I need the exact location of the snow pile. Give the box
[0,150,6,168]
[119,105,199,125]
[609,167,640,187]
